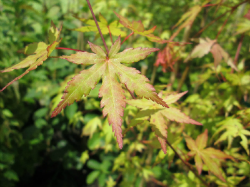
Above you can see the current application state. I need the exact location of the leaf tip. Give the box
[50,111,58,118]
[118,142,123,149]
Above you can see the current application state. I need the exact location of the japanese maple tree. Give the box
[1,0,249,186]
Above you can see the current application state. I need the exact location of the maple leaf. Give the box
[126,91,201,154]
[0,21,62,92]
[185,37,238,70]
[184,129,233,182]
[244,9,250,20]
[73,13,126,37]
[213,117,250,155]
[81,117,102,138]
[51,37,168,149]
[154,45,180,72]
[114,11,173,44]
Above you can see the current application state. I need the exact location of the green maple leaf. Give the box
[73,13,126,37]
[114,12,171,44]
[1,21,62,92]
[213,117,250,155]
[126,91,202,154]
[51,37,168,149]
[184,129,233,182]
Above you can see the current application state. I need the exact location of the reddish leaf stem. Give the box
[49,56,61,58]
[166,139,210,187]
[194,0,247,37]
[121,32,134,45]
[231,34,245,73]
[108,26,113,44]
[220,72,227,82]
[125,84,136,99]
[202,3,218,7]
[216,10,233,39]
[194,11,228,37]
[86,0,109,55]
[56,47,85,52]
[151,178,168,187]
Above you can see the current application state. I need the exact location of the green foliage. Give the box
[0,0,250,187]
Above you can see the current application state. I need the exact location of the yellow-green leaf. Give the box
[73,13,126,37]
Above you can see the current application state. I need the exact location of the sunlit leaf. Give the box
[73,13,126,37]
[185,130,233,181]
[127,91,201,153]
[51,37,168,149]
[1,22,62,92]
[185,37,237,70]
[214,117,250,155]
[114,11,174,44]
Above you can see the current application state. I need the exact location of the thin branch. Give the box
[166,139,210,187]
[150,66,157,85]
[86,0,109,55]
[151,178,168,187]
[49,56,61,58]
[121,32,134,45]
[56,47,85,52]
[194,0,247,37]
[216,10,233,39]
[220,72,227,82]
[231,34,244,73]
[108,26,113,44]
[125,84,136,99]
[177,64,190,92]
[194,11,228,37]
[202,3,219,7]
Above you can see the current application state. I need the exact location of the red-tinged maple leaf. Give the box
[51,37,168,149]
[185,37,238,71]
[244,9,250,20]
[0,21,62,92]
[184,129,233,182]
[126,91,201,154]
[73,13,126,37]
[114,11,174,44]
[154,46,180,72]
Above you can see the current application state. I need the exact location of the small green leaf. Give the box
[73,13,126,37]
[81,117,102,138]
[86,170,100,184]
[87,159,101,170]
[100,160,111,172]
[2,109,13,118]
[87,132,102,150]
[98,173,106,187]
[65,102,78,120]
[4,170,19,181]
[106,176,116,187]
[80,151,89,164]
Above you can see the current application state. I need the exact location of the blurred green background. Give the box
[0,0,250,187]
